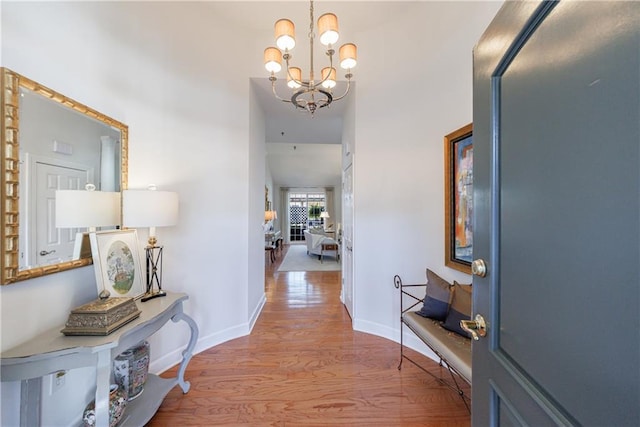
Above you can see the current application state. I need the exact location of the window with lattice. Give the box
[288,192,325,241]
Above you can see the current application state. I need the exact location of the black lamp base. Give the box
[141,245,166,303]
[141,289,167,302]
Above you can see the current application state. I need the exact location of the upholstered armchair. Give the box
[303,230,339,260]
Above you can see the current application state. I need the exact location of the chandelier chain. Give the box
[309,1,315,85]
[309,1,314,39]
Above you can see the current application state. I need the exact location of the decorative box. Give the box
[61,297,141,336]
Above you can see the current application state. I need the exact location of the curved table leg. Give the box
[171,311,199,393]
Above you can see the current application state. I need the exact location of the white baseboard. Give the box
[151,294,268,375]
[353,318,439,363]
[249,293,267,333]
[150,324,248,374]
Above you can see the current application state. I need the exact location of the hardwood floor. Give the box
[148,245,470,426]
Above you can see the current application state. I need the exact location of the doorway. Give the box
[22,155,93,269]
[287,191,326,243]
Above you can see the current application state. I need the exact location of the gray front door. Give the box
[472,2,639,425]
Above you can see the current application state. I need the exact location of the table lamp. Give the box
[123,186,179,302]
[55,184,121,260]
[320,211,330,231]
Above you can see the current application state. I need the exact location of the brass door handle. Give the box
[471,259,487,277]
[460,314,487,341]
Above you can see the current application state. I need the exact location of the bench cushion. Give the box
[403,311,472,384]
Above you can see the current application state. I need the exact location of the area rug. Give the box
[277,244,341,272]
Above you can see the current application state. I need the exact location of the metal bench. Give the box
[394,275,472,412]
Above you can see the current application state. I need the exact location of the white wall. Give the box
[249,80,267,328]
[350,2,503,345]
[1,2,263,425]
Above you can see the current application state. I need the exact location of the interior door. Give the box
[342,163,354,319]
[33,162,88,267]
[472,2,639,425]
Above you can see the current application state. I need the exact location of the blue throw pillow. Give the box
[441,281,473,338]
[416,269,453,321]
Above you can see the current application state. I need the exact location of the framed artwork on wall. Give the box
[90,229,145,299]
[444,123,473,274]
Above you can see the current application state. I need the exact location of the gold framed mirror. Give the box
[1,68,128,284]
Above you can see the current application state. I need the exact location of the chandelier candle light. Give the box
[263,0,357,115]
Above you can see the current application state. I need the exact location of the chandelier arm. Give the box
[330,76,352,102]
[283,54,310,88]
[283,55,335,89]
[315,49,336,88]
[270,78,293,104]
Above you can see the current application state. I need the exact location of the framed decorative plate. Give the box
[90,229,145,299]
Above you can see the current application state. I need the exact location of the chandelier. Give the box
[263,0,358,115]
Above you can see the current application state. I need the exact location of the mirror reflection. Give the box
[1,68,128,284]
[19,87,122,269]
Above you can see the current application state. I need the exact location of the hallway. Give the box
[149,245,470,426]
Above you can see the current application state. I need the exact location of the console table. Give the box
[1,292,198,427]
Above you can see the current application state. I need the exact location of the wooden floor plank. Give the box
[148,245,470,426]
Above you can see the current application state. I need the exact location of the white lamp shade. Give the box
[55,190,120,228]
[264,47,282,73]
[123,190,179,228]
[321,67,336,89]
[318,13,339,46]
[339,43,357,70]
[275,19,296,51]
[320,211,330,219]
[287,67,302,89]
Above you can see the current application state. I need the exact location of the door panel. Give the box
[342,163,354,319]
[34,162,88,267]
[473,1,639,425]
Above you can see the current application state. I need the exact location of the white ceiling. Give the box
[266,142,343,188]
[253,78,347,145]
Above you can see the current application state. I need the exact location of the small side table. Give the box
[322,230,336,239]
[320,243,340,263]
